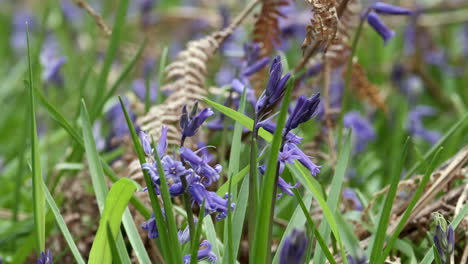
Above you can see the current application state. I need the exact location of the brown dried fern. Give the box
[347,62,388,113]
[302,0,339,54]
[253,0,289,57]
[127,0,260,179]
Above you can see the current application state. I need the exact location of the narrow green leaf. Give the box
[379,148,443,262]
[107,223,124,264]
[88,178,137,263]
[81,101,132,263]
[93,0,130,106]
[433,246,443,264]
[369,138,410,263]
[253,78,293,264]
[191,201,206,264]
[272,193,313,264]
[203,215,221,262]
[43,182,85,264]
[121,209,152,264]
[27,24,45,255]
[313,132,352,264]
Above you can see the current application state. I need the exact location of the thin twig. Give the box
[73,0,112,36]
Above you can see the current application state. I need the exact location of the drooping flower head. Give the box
[364,2,413,44]
[256,56,291,115]
[37,249,53,264]
[183,240,217,264]
[279,229,308,264]
[180,103,214,139]
[180,147,221,187]
[343,188,363,211]
[142,213,160,239]
[242,43,270,77]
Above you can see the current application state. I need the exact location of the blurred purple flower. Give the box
[11,10,36,53]
[279,229,308,264]
[343,188,363,211]
[231,78,257,107]
[132,79,158,103]
[139,0,156,27]
[183,240,217,264]
[61,0,83,25]
[139,131,153,156]
[344,112,376,153]
[180,104,214,139]
[407,106,441,145]
[40,37,67,85]
[37,249,53,264]
[141,213,159,239]
[391,64,423,103]
[366,11,395,44]
[106,98,136,140]
[256,56,291,114]
[371,2,412,15]
[347,255,367,264]
[365,3,412,44]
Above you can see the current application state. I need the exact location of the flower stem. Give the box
[248,117,259,263]
[180,139,195,248]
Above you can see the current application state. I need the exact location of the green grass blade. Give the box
[272,193,313,264]
[313,132,352,264]
[203,215,221,262]
[190,201,206,264]
[107,223,124,264]
[433,246,443,264]
[121,209,152,264]
[43,182,86,264]
[88,178,137,263]
[92,39,147,120]
[93,0,130,106]
[379,148,443,262]
[369,138,410,263]
[81,101,131,263]
[253,78,293,264]
[27,24,45,255]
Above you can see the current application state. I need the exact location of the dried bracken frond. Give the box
[253,0,289,57]
[347,62,388,113]
[128,0,260,179]
[303,0,339,54]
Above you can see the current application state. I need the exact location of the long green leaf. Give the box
[107,223,123,264]
[27,24,45,255]
[191,201,206,264]
[313,132,352,264]
[81,101,131,263]
[88,178,137,263]
[272,193,313,264]
[369,138,410,263]
[253,79,293,263]
[43,182,85,264]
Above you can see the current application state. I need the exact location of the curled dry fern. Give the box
[253,0,289,57]
[127,0,260,179]
[303,0,339,54]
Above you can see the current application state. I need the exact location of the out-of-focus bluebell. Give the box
[346,254,367,264]
[241,43,270,78]
[364,3,413,44]
[61,0,83,26]
[344,112,376,153]
[40,36,67,86]
[407,106,441,145]
[277,1,309,52]
[183,240,217,264]
[11,10,36,53]
[432,212,455,264]
[256,56,291,114]
[138,0,157,27]
[105,97,137,147]
[180,104,214,139]
[462,24,468,58]
[285,93,321,132]
[391,64,423,104]
[139,130,153,156]
[37,249,53,264]
[141,213,159,239]
[279,228,308,264]
[343,188,363,211]
[231,78,257,107]
[132,79,158,103]
[93,121,105,152]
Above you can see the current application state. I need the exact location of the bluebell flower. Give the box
[142,213,160,239]
[132,79,158,103]
[40,37,67,85]
[157,126,168,156]
[183,240,217,263]
[231,78,257,107]
[277,143,302,174]
[433,213,455,264]
[344,112,376,153]
[285,93,321,132]
[139,131,153,156]
[178,222,193,244]
[289,143,321,176]
[365,3,413,44]
[343,188,363,211]
[180,104,214,138]
[258,120,303,145]
[106,98,137,146]
[37,249,53,264]
[11,10,36,53]
[189,181,234,221]
[258,165,299,198]
[142,155,187,196]
[139,0,156,27]
[60,0,83,26]
[407,106,441,145]
[180,147,221,187]
[346,254,368,264]
[279,229,308,264]
[255,56,291,114]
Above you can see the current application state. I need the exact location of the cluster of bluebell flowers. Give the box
[139,103,233,262]
[36,249,53,264]
[433,213,455,264]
